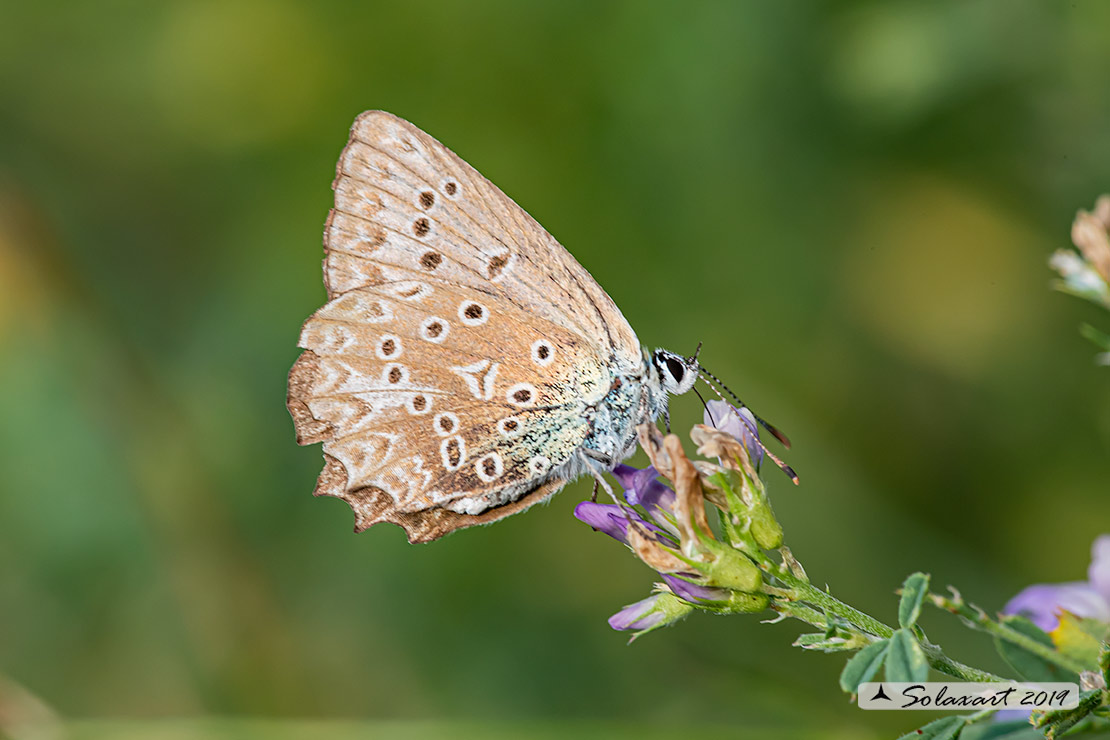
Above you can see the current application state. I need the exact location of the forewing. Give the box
[326,110,642,372]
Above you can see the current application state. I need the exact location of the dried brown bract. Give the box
[665,434,714,557]
[1072,195,1110,282]
[690,423,758,481]
[627,525,688,573]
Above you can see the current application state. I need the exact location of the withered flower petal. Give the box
[1072,207,1110,282]
[665,434,714,556]
[628,524,688,573]
[637,422,674,480]
[704,400,764,467]
[691,423,759,481]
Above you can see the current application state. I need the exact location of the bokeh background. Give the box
[1,2,1108,738]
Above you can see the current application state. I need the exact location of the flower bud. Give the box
[702,538,763,593]
[750,500,784,550]
[723,589,770,614]
[608,591,694,635]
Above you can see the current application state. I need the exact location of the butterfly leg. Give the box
[576,450,657,543]
[590,479,599,503]
[577,449,617,502]
[588,466,615,501]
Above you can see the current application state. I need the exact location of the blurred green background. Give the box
[1,1,1108,738]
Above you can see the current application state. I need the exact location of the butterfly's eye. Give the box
[665,356,686,384]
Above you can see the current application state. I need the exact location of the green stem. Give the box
[771,599,840,630]
[965,707,997,724]
[1033,689,1105,736]
[930,592,1091,676]
[714,468,1012,683]
[771,600,872,650]
[777,573,1009,682]
[780,574,894,639]
[919,643,1008,683]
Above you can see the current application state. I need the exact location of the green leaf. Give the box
[793,632,862,653]
[994,615,1081,684]
[898,572,930,629]
[897,716,966,740]
[886,628,929,682]
[839,639,889,694]
[960,721,1045,740]
[1051,611,1109,668]
[1080,322,1110,351]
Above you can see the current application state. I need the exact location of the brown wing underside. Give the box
[289,111,640,542]
[306,452,568,544]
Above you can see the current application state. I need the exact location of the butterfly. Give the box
[288,111,717,543]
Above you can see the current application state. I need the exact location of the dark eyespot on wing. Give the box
[420,251,442,270]
[488,254,508,278]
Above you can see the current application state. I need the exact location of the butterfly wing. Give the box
[326,111,641,371]
[289,112,642,542]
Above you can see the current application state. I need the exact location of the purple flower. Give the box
[576,474,722,626]
[1003,535,1110,632]
[608,595,669,631]
[611,464,676,525]
[662,574,730,603]
[573,501,634,543]
[704,400,763,467]
[579,424,768,634]
[573,500,668,545]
